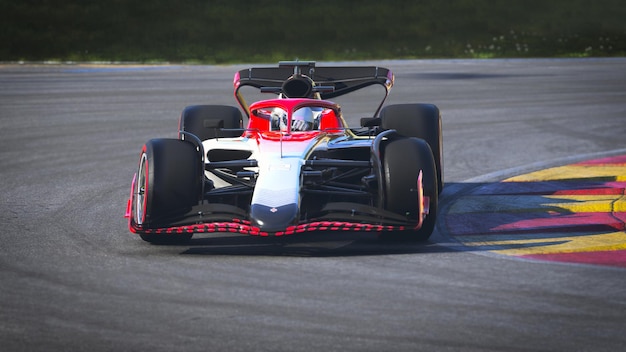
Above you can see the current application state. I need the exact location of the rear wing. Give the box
[233,61,394,117]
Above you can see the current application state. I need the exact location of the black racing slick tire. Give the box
[380,103,443,194]
[131,138,202,244]
[179,105,243,141]
[382,137,438,241]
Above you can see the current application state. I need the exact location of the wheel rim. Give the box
[134,153,148,225]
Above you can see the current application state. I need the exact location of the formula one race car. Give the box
[125,61,443,243]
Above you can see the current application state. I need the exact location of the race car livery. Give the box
[125,61,443,243]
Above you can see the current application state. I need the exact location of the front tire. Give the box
[380,103,443,194]
[381,137,438,241]
[131,138,202,244]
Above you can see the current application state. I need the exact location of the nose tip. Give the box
[250,203,299,233]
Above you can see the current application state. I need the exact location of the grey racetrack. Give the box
[1,59,625,351]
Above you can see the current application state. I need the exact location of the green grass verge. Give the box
[1,0,624,63]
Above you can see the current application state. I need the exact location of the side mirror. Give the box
[360,117,381,128]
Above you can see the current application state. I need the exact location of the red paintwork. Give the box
[124,173,135,218]
[246,98,343,134]
[575,155,626,165]
[130,218,415,237]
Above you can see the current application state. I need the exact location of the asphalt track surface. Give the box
[1,59,625,351]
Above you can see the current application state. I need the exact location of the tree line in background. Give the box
[1,0,624,63]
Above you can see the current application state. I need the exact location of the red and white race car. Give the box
[125,61,443,243]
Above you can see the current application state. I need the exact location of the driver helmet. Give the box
[270,107,288,131]
[291,107,315,131]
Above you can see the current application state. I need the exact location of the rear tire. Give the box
[381,137,438,241]
[179,105,243,141]
[380,103,443,194]
[131,138,202,244]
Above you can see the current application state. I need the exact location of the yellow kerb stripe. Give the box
[459,232,626,255]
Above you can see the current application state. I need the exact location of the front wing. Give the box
[125,171,430,237]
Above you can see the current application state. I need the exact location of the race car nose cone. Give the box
[250,203,299,233]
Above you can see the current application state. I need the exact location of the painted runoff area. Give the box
[444,155,626,268]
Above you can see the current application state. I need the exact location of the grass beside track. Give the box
[1,0,625,63]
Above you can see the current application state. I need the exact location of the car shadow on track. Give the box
[168,177,624,259]
[160,180,591,258]
[177,231,453,257]
[161,182,486,258]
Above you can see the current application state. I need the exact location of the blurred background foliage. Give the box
[1,0,624,63]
